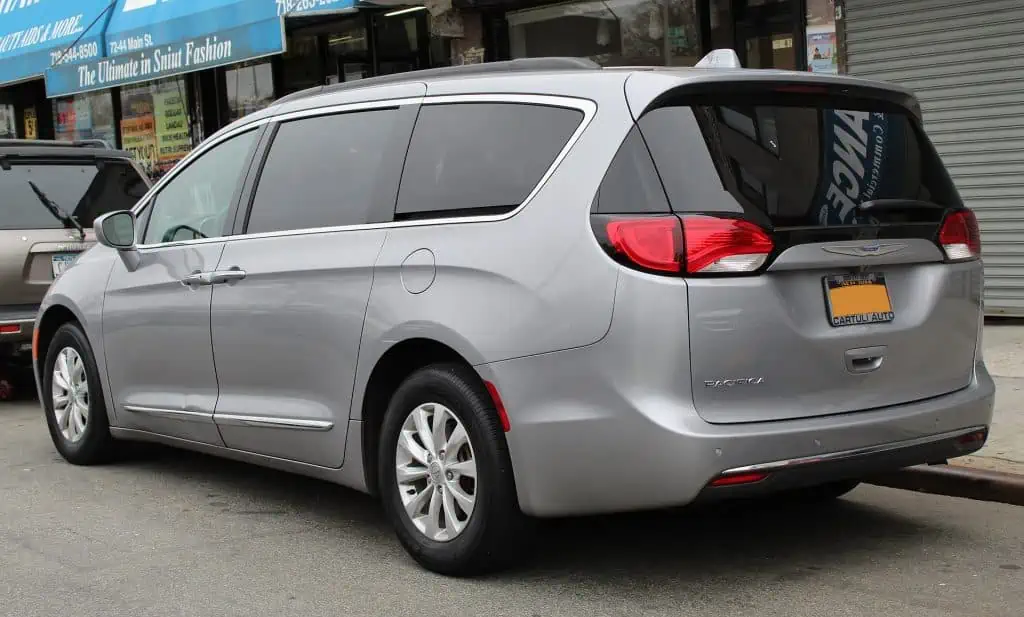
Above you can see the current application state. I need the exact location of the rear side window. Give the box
[246,107,412,234]
[395,102,583,220]
[638,97,962,228]
[0,159,148,230]
[592,126,670,214]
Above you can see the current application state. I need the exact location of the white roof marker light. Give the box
[695,49,743,69]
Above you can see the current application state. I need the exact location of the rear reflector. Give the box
[939,209,981,261]
[484,381,511,433]
[604,217,683,273]
[0,324,21,335]
[956,430,987,446]
[682,215,774,274]
[708,472,769,487]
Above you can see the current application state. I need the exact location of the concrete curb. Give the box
[866,464,1024,507]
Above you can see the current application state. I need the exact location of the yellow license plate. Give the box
[823,273,894,327]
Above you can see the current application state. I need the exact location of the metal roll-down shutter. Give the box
[845,0,1024,315]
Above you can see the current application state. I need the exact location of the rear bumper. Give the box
[481,348,996,517]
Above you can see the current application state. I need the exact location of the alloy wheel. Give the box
[52,347,89,443]
[395,402,478,542]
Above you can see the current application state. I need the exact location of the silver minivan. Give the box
[34,53,994,576]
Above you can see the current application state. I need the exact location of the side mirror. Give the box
[94,210,136,250]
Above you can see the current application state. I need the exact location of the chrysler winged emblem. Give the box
[822,242,907,257]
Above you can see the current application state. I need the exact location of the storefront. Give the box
[0,0,115,141]
[449,0,841,72]
[843,0,1024,316]
[32,0,454,180]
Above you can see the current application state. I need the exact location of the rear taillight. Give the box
[594,214,774,275]
[604,217,683,273]
[938,209,981,261]
[680,215,774,274]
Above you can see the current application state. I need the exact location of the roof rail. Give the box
[0,138,110,149]
[275,57,601,105]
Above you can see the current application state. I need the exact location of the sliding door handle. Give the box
[210,267,247,285]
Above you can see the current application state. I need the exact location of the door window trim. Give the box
[133,124,267,249]
[129,93,596,249]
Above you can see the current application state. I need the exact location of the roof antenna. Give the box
[695,49,743,69]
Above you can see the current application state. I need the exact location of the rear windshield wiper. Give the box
[28,180,86,241]
[856,199,946,214]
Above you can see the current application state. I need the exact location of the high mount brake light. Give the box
[594,214,774,276]
[938,209,981,261]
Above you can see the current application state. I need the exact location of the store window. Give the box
[120,77,194,181]
[508,0,700,67]
[52,91,116,147]
[225,60,276,122]
[0,104,16,138]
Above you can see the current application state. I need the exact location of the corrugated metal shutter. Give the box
[845,0,1024,316]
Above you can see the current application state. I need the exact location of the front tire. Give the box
[42,323,118,465]
[378,363,527,576]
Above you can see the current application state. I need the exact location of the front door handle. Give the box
[181,270,215,288]
[209,267,246,285]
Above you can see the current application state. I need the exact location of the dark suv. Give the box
[0,140,149,398]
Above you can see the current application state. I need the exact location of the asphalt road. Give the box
[2,400,1022,617]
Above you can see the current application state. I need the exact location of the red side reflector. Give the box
[0,324,21,334]
[938,209,981,261]
[484,381,511,433]
[605,217,683,273]
[709,472,769,487]
[32,326,39,361]
[682,215,774,274]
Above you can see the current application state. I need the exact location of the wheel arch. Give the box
[34,303,84,385]
[359,337,487,497]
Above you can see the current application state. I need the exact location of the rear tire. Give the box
[42,323,119,465]
[378,363,528,576]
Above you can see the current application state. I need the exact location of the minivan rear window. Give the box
[638,98,962,229]
[0,159,148,230]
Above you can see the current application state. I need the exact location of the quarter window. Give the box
[395,102,583,219]
[245,108,408,234]
[142,129,258,244]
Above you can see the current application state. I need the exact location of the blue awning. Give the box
[45,0,358,98]
[0,0,114,87]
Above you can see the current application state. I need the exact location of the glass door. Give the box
[733,0,800,70]
[737,19,797,69]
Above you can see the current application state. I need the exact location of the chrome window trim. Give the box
[131,93,597,250]
[214,414,334,431]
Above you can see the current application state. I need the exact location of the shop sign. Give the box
[121,114,157,174]
[45,19,285,98]
[154,89,191,170]
[23,108,37,139]
[0,0,110,86]
[275,0,357,16]
[814,110,905,225]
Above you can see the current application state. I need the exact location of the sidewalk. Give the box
[953,323,1024,475]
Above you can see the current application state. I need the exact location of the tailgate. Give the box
[634,80,983,424]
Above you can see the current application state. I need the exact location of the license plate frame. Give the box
[51,253,77,278]
[823,272,895,328]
